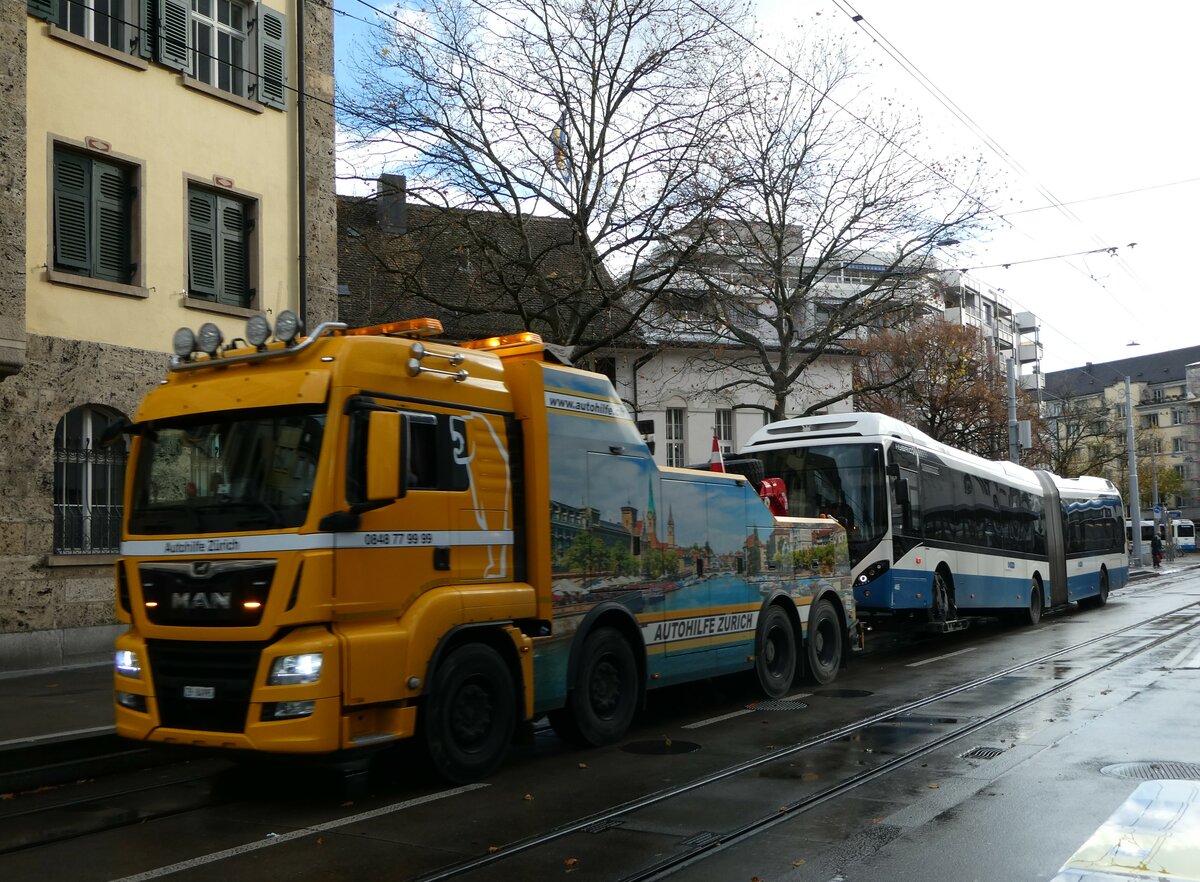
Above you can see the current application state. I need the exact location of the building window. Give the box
[188,185,254,307]
[1153,388,1165,402]
[58,0,131,52]
[52,146,136,284]
[715,408,733,455]
[191,0,247,96]
[665,407,686,468]
[1174,465,1186,480]
[1173,408,1186,425]
[1142,413,1160,429]
[1174,437,1187,454]
[54,406,127,555]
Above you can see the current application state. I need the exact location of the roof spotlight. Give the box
[196,322,224,356]
[246,315,272,348]
[172,327,197,358]
[275,310,302,345]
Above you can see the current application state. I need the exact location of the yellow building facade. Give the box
[0,1,336,670]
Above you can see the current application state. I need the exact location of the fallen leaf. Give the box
[927,782,940,789]
[523,793,535,801]
[578,763,588,769]
[564,858,578,868]
[792,858,806,867]
[488,846,499,854]
[316,837,325,846]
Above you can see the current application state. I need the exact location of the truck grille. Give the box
[148,639,264,733]
[139,560,276,626]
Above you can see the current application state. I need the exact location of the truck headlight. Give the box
[268,653,323,685]
[115,649,142,678]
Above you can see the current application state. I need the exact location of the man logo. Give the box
[192,562,211,577]
[171,592,232,610]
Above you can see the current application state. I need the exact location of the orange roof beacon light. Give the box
[342,318,444,339]
[460,331,543,351]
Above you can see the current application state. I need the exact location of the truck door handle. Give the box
[434,547,451,571]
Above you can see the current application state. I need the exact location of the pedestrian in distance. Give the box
[1151,530,1163,568]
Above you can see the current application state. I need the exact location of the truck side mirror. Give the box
[365,410,405,502]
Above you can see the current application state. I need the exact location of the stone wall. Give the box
[0,336,165,672]
[0,4,27,377]
[302,0,338,329]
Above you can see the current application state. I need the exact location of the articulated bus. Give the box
[741,414,1128,626]
[1126,518,1196,554]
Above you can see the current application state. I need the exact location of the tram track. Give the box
[410,597,1200,882]
[9,590,1199,878]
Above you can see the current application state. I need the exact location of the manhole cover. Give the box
[813,689,874,698]
[1101,761,1200,780]
[621,739,701,755]
[749,700,808,711]
[961,746,1006,760]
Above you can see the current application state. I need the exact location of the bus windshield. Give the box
[751,443,887,564]
[128,407,326,535]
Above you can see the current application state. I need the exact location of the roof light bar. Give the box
[343,318,444,338]
[460,331,543,350]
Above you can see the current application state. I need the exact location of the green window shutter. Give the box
[92,161,132,284]
[53,151,92,275]
[136,0,154,60]
[217,197,250,307]
[156,0,189,72]
[27,0,59,21]
[256,6,287,110]
[188,189,219,299]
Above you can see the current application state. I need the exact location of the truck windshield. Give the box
[750,443,887,566]
[128,408,326,535]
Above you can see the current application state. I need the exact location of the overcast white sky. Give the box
[336,0,1198,373]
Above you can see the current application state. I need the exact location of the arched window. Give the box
[53,406,127,555]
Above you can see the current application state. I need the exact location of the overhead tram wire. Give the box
[829,0,1150,322]
[1003,175,1200,218]
[673,0,1117,361]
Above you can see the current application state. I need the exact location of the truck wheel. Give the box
[804,599,842,685]
[755,604,797,698]
[551,627,638,747]
[423,642,515,783]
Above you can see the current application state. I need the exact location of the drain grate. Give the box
[583,818,626,834]
[679,831,721,848]
[1101,761,1200,780]
[813,689,874,698]
[621,739,701,756]
[749,700,808,711]
[961,746,1006,760]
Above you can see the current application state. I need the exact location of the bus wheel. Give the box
[552,627,639,748]
[755,604,797,699]
[423,642,515,783]
[1080,569,1109,609]
[804,599,842,685]
[927,569,956,623]
[1024,579,1043,626]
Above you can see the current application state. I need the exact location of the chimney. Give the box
[377,174,407,234]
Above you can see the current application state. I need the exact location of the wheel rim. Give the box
[813,615,837,669]
[450,679,494,751]
[765,625,789,677]
[589,656,622,720]
[931,573,951,621]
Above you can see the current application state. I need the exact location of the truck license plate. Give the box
[183,685,215,699]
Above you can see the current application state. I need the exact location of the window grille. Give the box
[54,407,127,554]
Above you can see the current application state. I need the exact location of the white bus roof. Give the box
[744,413,1118,498]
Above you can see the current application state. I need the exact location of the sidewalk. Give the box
[0,560,1191,759]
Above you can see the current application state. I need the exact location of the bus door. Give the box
[887,443,927,604]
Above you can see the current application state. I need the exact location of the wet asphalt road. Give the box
[4,567,1199,882]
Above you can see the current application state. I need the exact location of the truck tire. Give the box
[549,626,638,748]
[755,604,797,698]
[804,598,842,685]
[423,642,515,783]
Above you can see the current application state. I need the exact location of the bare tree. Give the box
[339,0,750,356]
[1024,395,1128,476]
[852,320,1020,459]
[644,36,995,420]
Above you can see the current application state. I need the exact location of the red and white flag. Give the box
[709,435,725,472]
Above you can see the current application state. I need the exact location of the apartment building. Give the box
[0,1,337,670]
[1044,346,1200,520]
